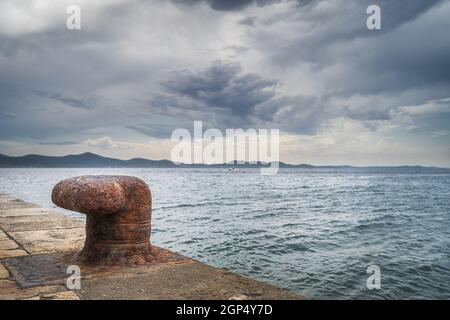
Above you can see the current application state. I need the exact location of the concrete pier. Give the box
[0,192,302,300]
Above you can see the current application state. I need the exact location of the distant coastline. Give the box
[0,152,449,173]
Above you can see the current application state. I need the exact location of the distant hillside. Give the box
[0,152,174,168]
[0,153,449,173]
[0,152,303,168]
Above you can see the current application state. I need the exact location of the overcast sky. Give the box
[1,0,449,166]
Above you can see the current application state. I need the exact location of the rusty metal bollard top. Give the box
[52,175,153,266]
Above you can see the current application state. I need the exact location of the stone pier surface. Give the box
[0,192,302,300]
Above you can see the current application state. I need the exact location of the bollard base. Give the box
[76,244,169,266]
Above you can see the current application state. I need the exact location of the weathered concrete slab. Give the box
[78,261,301,300]
[0,195,39,207]
[0,280,70,300]
[8,228,85,254]
[0,239,19,250]
[0,249,28,259]
[0,202,40,210]
[3,253,71,288]
[0,263,9,279]
[0,196,16,199]
[0,207,63,217]
[0,230,9,241]
[0,213,84,232]
[39,291,80,300]
[19,291,80,300]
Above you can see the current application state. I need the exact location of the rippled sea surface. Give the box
[0,168,449,299]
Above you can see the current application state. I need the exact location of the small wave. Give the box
[356,213,401,225]
[242,229,265,235]
[281,222,302,228]
[154,201,225,210]
[352,220,397,231]
[285,242,315,252]
[371,208,391,213]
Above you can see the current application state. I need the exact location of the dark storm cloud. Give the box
[373,0,444,30]
[323,1,450,102]
[161,61,278,117]
[154,60,334,134]
[170,0,322,12]
[262,0,445,67]
[171,0,280,11]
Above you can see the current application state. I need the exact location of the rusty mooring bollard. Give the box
[52,175,154,266]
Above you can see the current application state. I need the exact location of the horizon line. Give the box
[1,152,449,169]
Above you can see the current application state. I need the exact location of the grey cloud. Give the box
[239,16,257,26]
[343,104,392,122]
[126,124,181,139]
[0,112,15,119]
[37,141,79,146]
[32,90,94,109]
[256,95,330,134]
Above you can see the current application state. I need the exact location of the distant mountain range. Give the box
[0,152,449,172]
